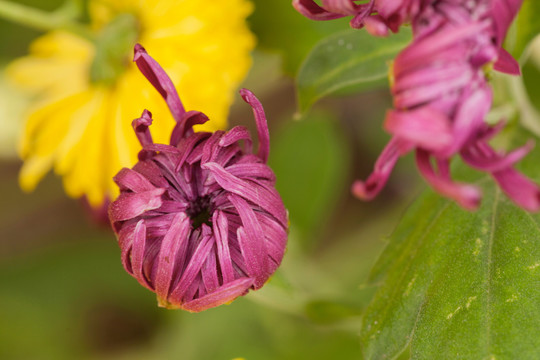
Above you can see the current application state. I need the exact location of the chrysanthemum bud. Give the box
[109,44,288,312]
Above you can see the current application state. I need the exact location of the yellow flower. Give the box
[7,0,255,207]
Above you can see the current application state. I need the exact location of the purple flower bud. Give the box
[109,44,288,312]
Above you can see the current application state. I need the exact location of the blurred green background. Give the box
[0,0,424,359]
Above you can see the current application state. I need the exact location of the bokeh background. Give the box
[0,1,425,359]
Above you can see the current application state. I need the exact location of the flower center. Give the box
[186,195,213,229]
[90,13,140,85]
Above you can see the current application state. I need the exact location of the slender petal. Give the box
[132,110,154,147]
[109,188,164,222]
[292,0,347,21]
[416,150,481,210]
[170,111,209,146]
[133,44,185,122]
[493,169,540,211]
[113,168,155,193]
[181,277,254,312]
[384,108,453,152]
[352,137,406,200]
[240,89,270,163]
[155,213,191,305]
[131,220,153,290]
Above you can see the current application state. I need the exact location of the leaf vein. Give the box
[485,188,500,354]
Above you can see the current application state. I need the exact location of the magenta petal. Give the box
[229,194,269,288]
[181,277,254,312]
[202,162,288,227]
[117,222,137,273]
[363,15,389,36]
[240,89,270,163]
[352,137,404,200]
[201,131,225,164]
[154,213,191,304]
[435,86,493,157]
[255,212,287,272]
[109,188,165,222]
[321,0,359,14]
[461,141,534,172]
[170,111,209,145]
[393,68,473,109]
[132,110,154,147]
[174,132,211,172]
[133,44,185,122]
[397,22,488,70]
[143,143,181,155]
[384,108,453,152]
[168,233,214,303]
[349,1,376,29]
[493,168,540,211]
[494,47,521,75]
[376,0,403,20]
[219,126,253,152]
[201,245,220,295]
[292,0,347,20]
[491,0,523,47]
[416,150,481,210]
[393,62,470,94]
[213,211,236,284]
[225,163,276,182]
[132,160,169,188]
[131,220,154,290]
[113,168,155,193]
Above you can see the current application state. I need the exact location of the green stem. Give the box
[0,0,93,41]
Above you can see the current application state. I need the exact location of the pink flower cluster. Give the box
[294,0,539,210]
[293,0,424,35]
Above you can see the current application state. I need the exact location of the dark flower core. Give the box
[187,195,213,229]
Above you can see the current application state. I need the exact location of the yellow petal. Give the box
[19,155,54,192]
[12,0,256,207]
[18,90,97,192]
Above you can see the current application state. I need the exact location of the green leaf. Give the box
[296,28,411,114]
[360,154,540,358]
[521,59,540,111]
[508,0,540,60]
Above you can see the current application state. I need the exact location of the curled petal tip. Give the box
[455,185,482,211]
[239,88,254,102]
[351,180,373,200]
[133,109,153,127]
[132,44,186,122]
[132,110,154,147]
[240,88,270,163]
[133,43,146,61]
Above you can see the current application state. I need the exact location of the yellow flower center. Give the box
[90,13,140,85]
